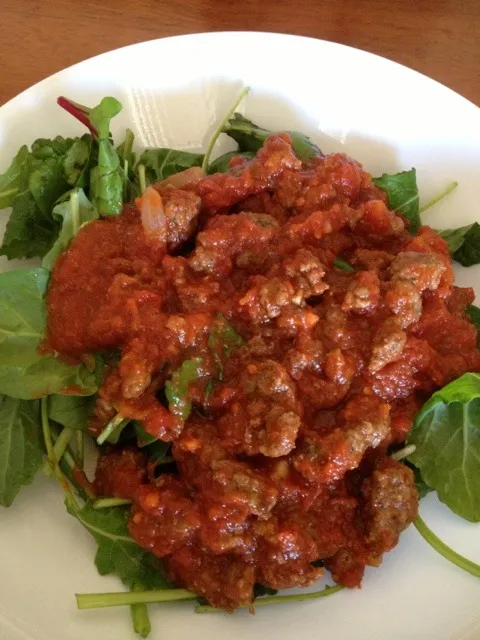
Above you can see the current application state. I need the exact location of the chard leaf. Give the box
[0,268,97,399]
[137,148,204,185]
[165,358,202,420]
[223,113,322,160]
[0,395,43,507]
[207,151,255,174]
[42,189,98,269]
[67,501,170,590]
[407,372,480,521]
[0,145,29,209]
[373,169,420,234]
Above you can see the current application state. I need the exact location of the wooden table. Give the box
[2,0,479,107]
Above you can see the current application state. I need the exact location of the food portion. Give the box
[45,130,479,610]
[1,93,480,637]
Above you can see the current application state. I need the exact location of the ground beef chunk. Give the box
[153,187,201,251]
[362,458,418,551]
[128,475,201,556]
[369,318,407,373]
[95,447,147,499]
[342,270,381,314]
[293,395,391,483]
[164,547,255,612]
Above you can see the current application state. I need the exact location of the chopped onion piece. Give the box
[138,186,167,248]
[158,166,204,189]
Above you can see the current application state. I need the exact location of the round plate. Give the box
[0,32,479,640]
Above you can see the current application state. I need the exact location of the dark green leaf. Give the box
[0,268,98,399]
[133,421,170,461]
[42,189,98,269]
[63,135,92,187]
[466,304,480,348]
[407,372,480,521]
[0,187,59,259]
[48,394,94,430]
[207,151,255,174]
[404,461,434,500]
[333,257,355,272]
[165,358,202,421]
[223,113,322,160]
[373,169,420,234]
[137,148,204,185]
[68,501,170,590]
[0,145,29,209]
[0,395,43,507]
[438,222,480,267]
[253,584,278,599]
[208,314,244,380]
[117,129,136,168]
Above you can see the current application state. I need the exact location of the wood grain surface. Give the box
[1,0,479,106]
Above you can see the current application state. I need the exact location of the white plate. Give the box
[0,32,479,640]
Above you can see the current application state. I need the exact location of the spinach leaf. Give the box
[42,189,98,269]
[137,148,204,185]
[0,268,97,399]
[0,136,92,260]
[0,396,43,507]
[333,257,355,272]
[207,150,255,174]
[407,372,480,521]
[405,461,434,500]
[208,314,244,380]
[134,421,171,462]
[49,394,93,430]
[68,501,170,590]
[437,222,480,266]
[373,169,420,234]
[29,137,86,217]
[57,96,124,215]
[466,304,480,347]
[88,98,123,215]
[0,183,59,259]
[63,135,92,187]
[165,358,202,421]
[0,145,29,209]
[223,113,322,160]
[117,128,136,168]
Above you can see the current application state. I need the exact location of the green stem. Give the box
[414,515,480,578]
[390,444,416,461]
[138,164,146,194]
[419,181,458,214]
[130,586,151,638]
[195,584,344,613]
[156,456,175,466]
[201,86,250,172]
[97,414,129,445]
[76,589,196,610]
[40,398,78,510]
[76,430,84,469]
[93,498,133,510]
[42,425,75,476]
[71,188,80,235]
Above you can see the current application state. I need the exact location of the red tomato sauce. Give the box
[46,134,480,611]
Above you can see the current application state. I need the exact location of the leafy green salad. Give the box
[0,91,479,638]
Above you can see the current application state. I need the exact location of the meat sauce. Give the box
[47,133,480,610]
